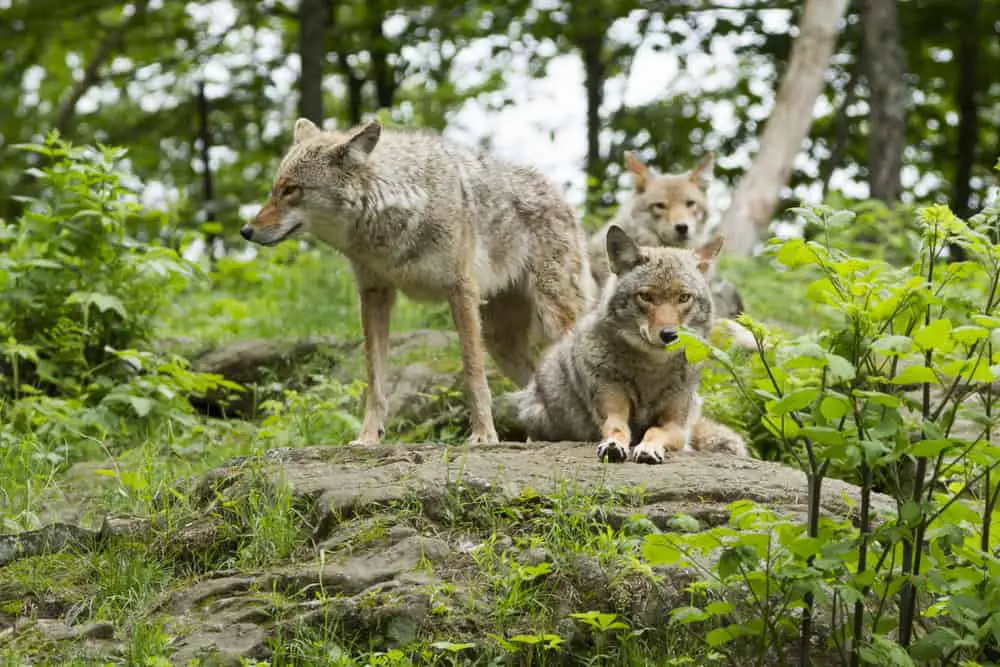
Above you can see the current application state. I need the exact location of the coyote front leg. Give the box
[632,394,696,464]
[352,284,396,445]
[595,387,632,463]
[447,274,499,445]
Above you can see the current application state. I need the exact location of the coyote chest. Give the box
[616,354,697,440]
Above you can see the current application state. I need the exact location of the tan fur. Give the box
[588,151,713,287]
[511,225,749,464]
[242,118,597,445]
[590,151,758,352]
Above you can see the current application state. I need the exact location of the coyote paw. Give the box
[632,441,666,465]
[350,425,385,446]
[467,426,499,445]
[596,438,629,463]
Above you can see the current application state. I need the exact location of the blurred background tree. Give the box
[1,0,997,255]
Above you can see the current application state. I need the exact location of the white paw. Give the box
[596,438,629,463]
[350,425,384,446]
[632,441,666,465]
[467,427,499,445]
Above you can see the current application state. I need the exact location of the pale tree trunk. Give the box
[718,0,850,256]
[862,0,907,204]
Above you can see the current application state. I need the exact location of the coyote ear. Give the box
[694,232,725,274]
[606,225,643,275]
[294,118,321,144]
[624,151,648,193]
[689,152,714,188]
[343,120,382,163]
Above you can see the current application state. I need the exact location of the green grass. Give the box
[158,243,451,351]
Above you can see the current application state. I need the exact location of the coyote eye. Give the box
[678,293,693,304]
[650,202,666,213]
[280,185,301,198]
[636,291,653,306]
[685,199,697,208]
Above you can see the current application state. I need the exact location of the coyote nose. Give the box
[674,223,689,237]
[660,329,678,345]
[239,226,253,241]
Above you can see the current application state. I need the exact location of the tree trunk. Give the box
[196,81,218,264]
[861,0,907,204]
[580,29,606,214]
[369,3,395,110]
[952,0,981,220]
[297,0,327,124]
[718,0,850,256]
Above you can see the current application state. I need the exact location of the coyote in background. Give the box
[241,117,597,445]
[589,150,758,351]
[512,225,748,464]
[588,151,714,287]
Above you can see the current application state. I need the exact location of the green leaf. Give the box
[852,389,901,408]
[951,325,988,345]
[704,601,734,617]
[770,388,818,415]
[642,535,681,565]
[127,396,154,417]
[819,395,850,421]
[826,354,856,382]
[66,291,128,318]
[913,319,954,352]
[801,427,846,446]
[706,624,745,646]
[940,359,994,383]
[891,365,940,385]
[774,238,814,269]
[900,500,922,523]
[670,606,709,625]
[910,439,952,457]
[872,335,913,356]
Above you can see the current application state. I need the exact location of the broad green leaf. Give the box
[642,535,681,565]
[705,624,744,647]
[769,388,818,415]
[826,354,856,382]
[913,318,954,352]
[910,439,952,457]
[951,325,988,344]
[819,395,850,421]
[891,365,940,385]
[670,606,709,625]
[872,335,913,356]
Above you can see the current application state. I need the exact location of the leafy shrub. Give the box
[654,198,1000,664]
[0,133,193,397]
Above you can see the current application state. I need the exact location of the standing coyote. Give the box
[241,118,596,445]
[588,151,714,287]
[512,225,748,463]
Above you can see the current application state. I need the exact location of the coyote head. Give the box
[603,224,723,351]
[240,118,382,247]
[621,151,713,248]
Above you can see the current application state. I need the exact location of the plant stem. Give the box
[898,219,940,646]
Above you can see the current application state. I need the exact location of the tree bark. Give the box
[297,0,327,124]
[196,80,218,262]
[368,2,396,110]
[580,29,606,214]
[718,0,850,256]
[861,0,907,204]
[952,0,981,220]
